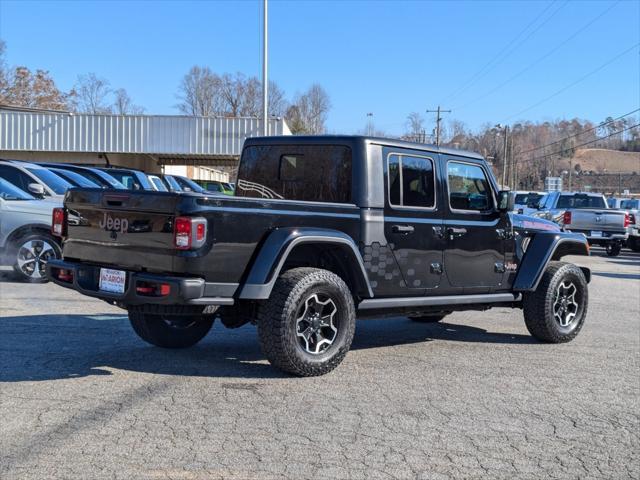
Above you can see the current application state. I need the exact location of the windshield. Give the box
[25,167,72,194]
[163,175,182,191]
[514,192,543,208]
[175,176,205,193]
[621,200,639,209]
[149,176,168,191]
[556,195,607,209]
[0,177,35,200]
[50,168,99,188]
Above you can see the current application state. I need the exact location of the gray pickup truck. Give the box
[535,191,630,256]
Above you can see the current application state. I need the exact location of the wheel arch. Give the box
[238,227,373,300]
[5,223,59,250]
[513,232,590,292]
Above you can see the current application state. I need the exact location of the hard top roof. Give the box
[243,135,485,160]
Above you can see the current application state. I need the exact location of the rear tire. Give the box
[605,243,621,256]
[256,267,356,377]
[523,261,588,343]
[409,313,449,323]
[627,237,640,252]
[128,311,214,348]
[10,232,61,283]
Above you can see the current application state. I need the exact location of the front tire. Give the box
[128,311,214,348]
[11,232,61,283]
[605,242,622,256]
[256,267,356,377]
[523,261,588,343]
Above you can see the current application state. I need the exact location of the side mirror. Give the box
[28,183,45,197]
[497,190,514,212]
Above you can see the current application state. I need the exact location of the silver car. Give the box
[0,178,61,282]
[0,159,72,200]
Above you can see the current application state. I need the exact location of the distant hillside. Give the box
[556,148,640,174]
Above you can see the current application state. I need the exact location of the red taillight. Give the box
[174,217,192,249]
[136,281,171,297]
[563,211,572,225]
[57,268,73,283]
[173,217,207,250]
[196,222,206,242]
[52,208,66,236]
[624,212,631,228]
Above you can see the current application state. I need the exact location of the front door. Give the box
[382,149,445,294]
[442,158,507,292]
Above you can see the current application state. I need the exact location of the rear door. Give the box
[442,158,507,292]
[381,147,444,294]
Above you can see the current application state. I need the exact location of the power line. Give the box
[517,123,639,165]
[442,0,567,105]
[518,108,640,156]
[503,42,640,122]
[453,0,620,111]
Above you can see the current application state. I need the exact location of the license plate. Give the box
[99,268,126,294]
[591,231,603,237]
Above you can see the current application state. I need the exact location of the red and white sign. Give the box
[99,268,126,294]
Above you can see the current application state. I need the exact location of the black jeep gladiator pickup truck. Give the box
[48,136,591,376]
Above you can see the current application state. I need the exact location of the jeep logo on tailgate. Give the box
[99,213,129,233]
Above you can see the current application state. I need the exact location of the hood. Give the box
[2,198,61,217]
[510,213,561,233]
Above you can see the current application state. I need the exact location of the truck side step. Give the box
[358,293,521,310]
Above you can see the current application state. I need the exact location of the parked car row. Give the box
[512,190,638,256]
[0,158,220,281]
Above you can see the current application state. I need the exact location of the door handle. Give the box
[447,227,467,239]
[432,226,445,239]
[392,224,414,234]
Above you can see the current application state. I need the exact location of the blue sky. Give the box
[1,0,638,135]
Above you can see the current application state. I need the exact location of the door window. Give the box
[387,154,435,208]
[0,165,34,193]
[447,162,492,212]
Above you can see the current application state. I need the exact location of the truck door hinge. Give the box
[430,262,443,274]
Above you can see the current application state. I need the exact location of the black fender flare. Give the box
[238,227,374,300]
[513,232,591,291]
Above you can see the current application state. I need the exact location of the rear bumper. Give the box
[46,259,235,306]
[566,229,628,243]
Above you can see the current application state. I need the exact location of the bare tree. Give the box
[0,40,8,102]
[176,66,222,116]
[405,112,425,141]
[286,84,331,134]
[74,73,111,113]
[113,88,144,115]
[268,81,288,117]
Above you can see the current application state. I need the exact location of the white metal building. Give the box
[0,105,291,180]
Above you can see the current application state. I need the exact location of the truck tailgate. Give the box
[63,189,181,272]
[568,209,626,231]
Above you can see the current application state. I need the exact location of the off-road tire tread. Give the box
[256,267,355,377]
[129,311,214,348]
[523,261,588,343]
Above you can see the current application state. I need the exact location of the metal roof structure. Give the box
[0,107,291,164]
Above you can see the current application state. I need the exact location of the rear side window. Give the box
[387,154,435,208]
[556,195,606,209]
[237,145,352,203]
[447,162,492,212]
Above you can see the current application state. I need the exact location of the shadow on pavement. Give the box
[592,271,640,280]
[0,314,534,382]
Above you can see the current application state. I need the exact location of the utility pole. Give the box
[426,106,451,146]
[262,0,268,136]
[366,112,373,136]
[500,125,509,188]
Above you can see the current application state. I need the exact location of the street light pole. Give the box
[262,0,268,136]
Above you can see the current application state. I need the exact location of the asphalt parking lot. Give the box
[1,248,638,480]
